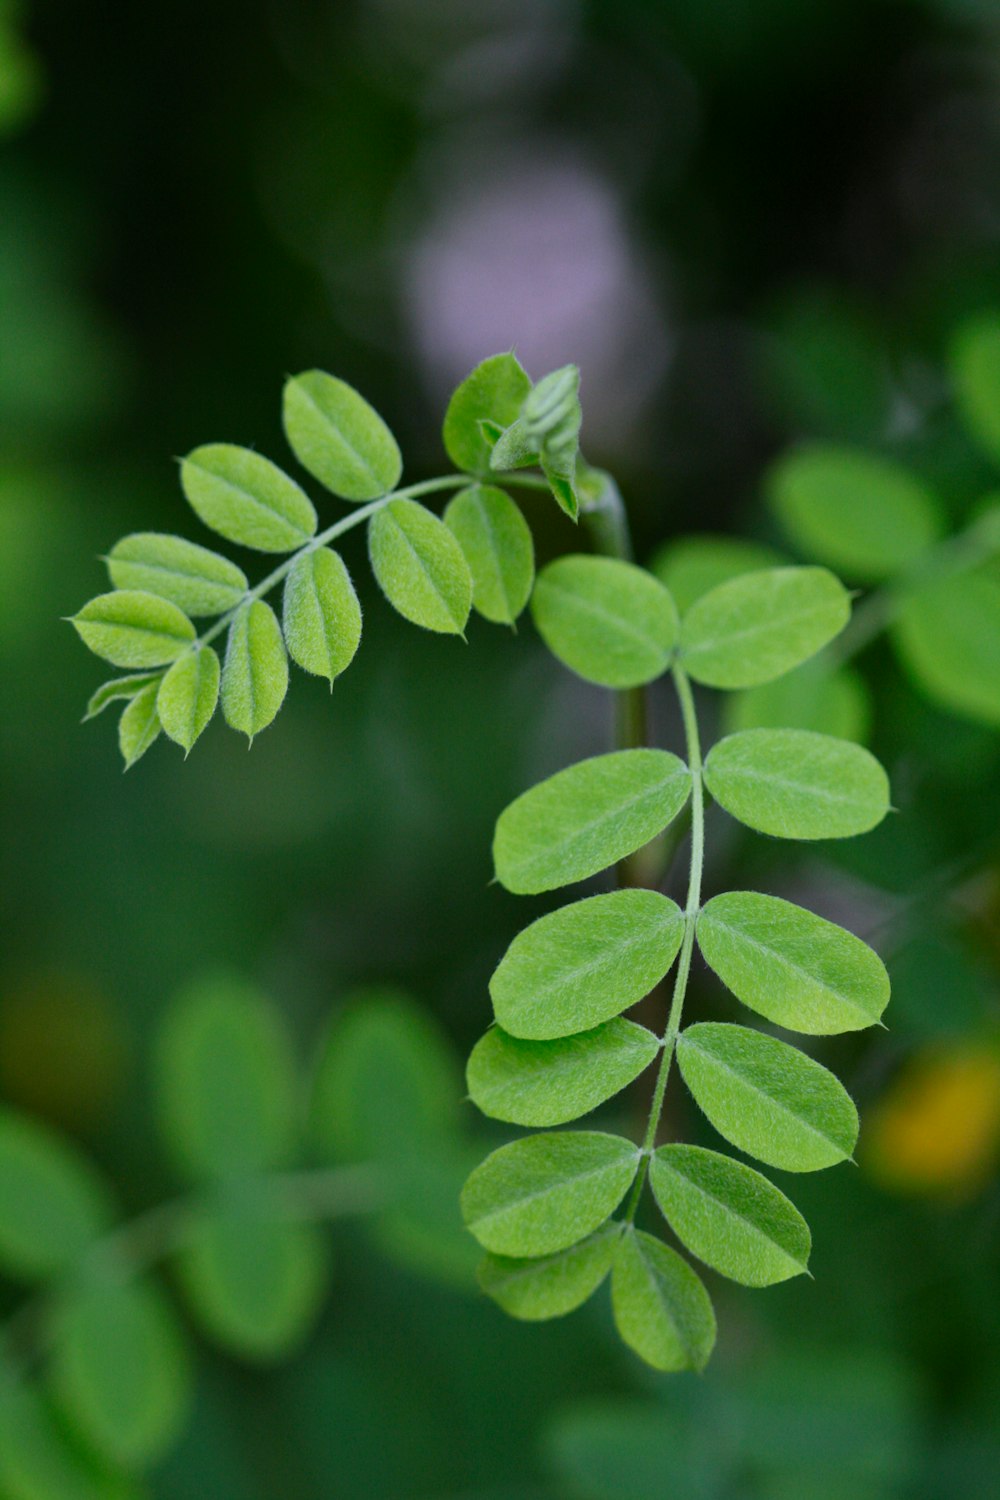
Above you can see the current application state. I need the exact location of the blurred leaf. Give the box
[951,312,1000,468]
[887,934,990,1039]
[531,556,678,688]
[766,446,942,581]
[51,1277,191,1467]
[489,888,684,1040]
[444,484,534,625]
[180,444,317,552]
[479,1222,621,1322]
[676,1022,859,1171]
[106,534,248,617]
[492,749,691,895]
[71,591,195,669]
[0,1383,138,1500]
[610,1229,716,1372]
[156,646,220,753]
[461,1131,639,1257]
[117,682,162,770]
[547,1395,730,1500]
[727,660,871,742]
[679,567,850,689]
[282,370,401,501]
[375,1140,482,1288]
[703,728,890,839]
[467,1019,659,1127]
[282,546,362,683]
[650,534,787,613]
[368,498,472,634]
[649,1144,811,1286]
[221,600,288,740]
[177,1204,328,1362]
[892,567,1000,728]
[0,1108,112,1281]
[442,353,532,476]
[156,974,297,1181]
[83,673,161,722]
[696,891,890,1034]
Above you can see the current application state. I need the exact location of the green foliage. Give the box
[649,533,787,612]
[610,1228,716,1373]
[530,555,678,687]
[518,364,582,519]
[950,312,1000,468]
[221,600,288,740]
[0,1110,112,1281]
[71,590,195,669]
[282,547,362,683]
[106,533,248,616]
[82,672,162,721]
[678,566,850,689]
[368,497,472,634]
[492,749,691,894]
[477,1222,620,1322]
[282,371,402,501]
[441,352,532,476]
[157,645,220,753]
[116,680,162,769]
[893,567,1000,728]
[444,484,534,625]
[726,659,870,742]
[703,727,890,838]
[0,1384,139,1500]
[180,444,317,552]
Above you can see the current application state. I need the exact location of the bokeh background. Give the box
[2,0,1000,1495]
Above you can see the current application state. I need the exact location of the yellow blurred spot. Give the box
[0,970,128,1129]
[864,1045,1000,1198]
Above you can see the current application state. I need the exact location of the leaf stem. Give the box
[624,662,704,1219]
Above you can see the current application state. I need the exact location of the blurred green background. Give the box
[2,0,1000,1495]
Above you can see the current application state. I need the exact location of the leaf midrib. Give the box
[698,912,876,1026]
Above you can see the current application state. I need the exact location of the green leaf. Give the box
[676,1022,859,1171]
[478,1222,621,1321]
[51,1278,191,1467]
[649,534,788,613]
[766,446,942,582]
[117,681,161,769]
[442,352,532,475]
[649,1144,811,1286]
[282,369,402,501]
[176,1203,327,1362]
[727,660,870,743]
[696,891,890,1035]
[461,1131,639,1257]
[375,1141,482,1289]
[221,600,288,740]
[71,590,195,669]
[703,728,890,839]
[368,497,472,635]
[489,417,538,472]
[467,1019,660,1127]
[106,532,248,616]
[156,646,220,753]
[892,567,1000,728]
[530,556,678,688]
[282,546,362,682]
[493,749,691,895]
[156,973,297,1181]
[679,567,850,689]
[547,1396,729,1500]
[83,672,162,721]
[311,988,460,1164]
[490,888,684,1039]
[951,312,1000,466]
[180,444,317,552]
[0,1109,112,1282]
[522,365,582,519]
[610,1228,716,1373]
[0,1384,139,1500]
[443,484,534,624]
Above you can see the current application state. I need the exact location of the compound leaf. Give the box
[106,533,248,616]
[892,567,1000,728]
[282,546,362,683]
[0,1109,112,1282]
[493,749,691,895]
[610,1228,716,1373]
[696,891,890,1035]
[156,973,297,1182]
[157,646,220,753]
[51,1278,191,1467]
[117,681,162,769]
[531,555,678,688]
[283,370,401,501]
[704,728,890,839]
[461,1131,639,1257]
[951,312,1000,466]
[679,567,850,689]
[467,1019,660,1127]
[766,446,942,581]
[649,1144,811,1287]
[444,484,534,624]
[650,534,788,613]
[221,600,288,739]
[676,1022,859,1171]
[83,672,162,721]
[181,444,317,552]
[442,352,532,475]
[72,590,194,669]
[478,1222,621,1322]
[490,888,684,1039]
[176,1204,328,1363]
[368,497,472,635]
[727,660,870,743]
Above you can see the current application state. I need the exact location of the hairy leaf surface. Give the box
[0,1109,112,1282]
[118,680,162,768]
[442,352,532,475]
[478,1222,621,1321]
[181,444,317,551]
[493,749,691,894]
[83,672,162,721]
[72,590,195,669]
[444,484,534,624]
[531,555,678,688]
[107,532,248,616]
[282,546,362,682]
[704,728,890,839]
[282,370,402,500]
[467,1019,660,1126]
[611,1228,716,1373]
[368,497,472,634]
[221,600,288,739]
[157,646,220,753]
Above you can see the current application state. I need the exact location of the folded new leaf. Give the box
[610,1228,716,1373]
[442,352,532,476]
[531,555,679,688]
